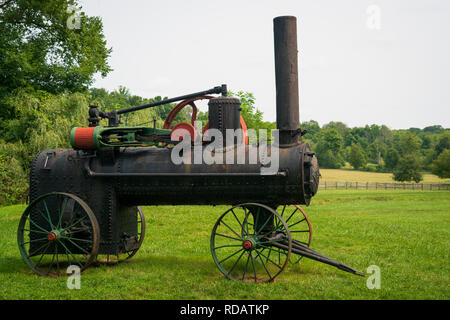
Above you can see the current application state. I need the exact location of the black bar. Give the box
[271,242,365,276]
[116,85,226,115]
[273,16,301,146]
[84,160,287,177]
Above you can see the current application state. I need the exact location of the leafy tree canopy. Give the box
[394,131,421,155]
[384,147,400,171]
[435,131,450,156]
[349,143,366,170]
[431,149,450,178]
[315,128,344,168]
[0,0,112,118]
[393,155,423,183]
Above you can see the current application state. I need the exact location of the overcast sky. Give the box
[78,0,449,129]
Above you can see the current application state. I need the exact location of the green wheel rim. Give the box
[96,206,146,264]
[17,192,99,277]
[277,205,312,264]
[211,203,292,282]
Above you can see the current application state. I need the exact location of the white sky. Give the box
[79,0,450,129]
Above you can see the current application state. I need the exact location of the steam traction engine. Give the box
[17,16,363,281]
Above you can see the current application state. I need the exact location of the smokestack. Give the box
[273,16,301,146]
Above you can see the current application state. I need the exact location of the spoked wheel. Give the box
[17,192,99,277]
[278,205,312,264]
[96,206,146,264]
[211,203,292,282]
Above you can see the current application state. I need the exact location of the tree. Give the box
[423,125,444,134]
[430,149,450,178]
[323,121,348,138]
[231,91,264,129]
[0,0,112,118]
[230,91,275,143]
[366,142,380,164]
[384,148,400,171]
[435,131,450,157]
[348,143,366,170]
[377,125,393,145]
[393,155,423,183]
[315,128,344,168]
[300,120,321,142]
[421,135,432,149]
[394,131,421,156]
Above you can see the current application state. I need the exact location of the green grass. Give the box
[0,190,449,300]
[320,169,450,183]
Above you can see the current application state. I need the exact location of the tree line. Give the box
[299,121,449,182]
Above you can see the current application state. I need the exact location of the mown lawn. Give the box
[0,190,449,300]
[320,169,450,183]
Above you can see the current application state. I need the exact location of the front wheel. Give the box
[211,203,292,282]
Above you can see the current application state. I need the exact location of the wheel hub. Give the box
[47,230,62,242]
[242,240,253,251]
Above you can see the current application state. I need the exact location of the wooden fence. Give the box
[319,181,450,191]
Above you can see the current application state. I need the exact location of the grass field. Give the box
[320,169,450,183]
[0,189,449,300]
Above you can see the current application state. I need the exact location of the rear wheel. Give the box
[277,205,312,264]
[17,192,99,277]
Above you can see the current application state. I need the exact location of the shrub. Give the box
[430,149,450,178]
[393,155,423,183]
[0,150,28,206]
